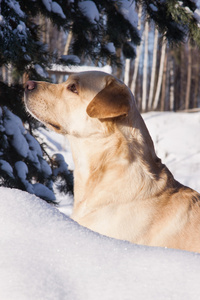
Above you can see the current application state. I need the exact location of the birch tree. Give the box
[193,51,200,108]
[153,38,167,110]
[160,51,168,111]
[185,43,192,110]
[169,57,175,111]
[142,21,149,111]
[130,5,143,94]
[148,27,158,110]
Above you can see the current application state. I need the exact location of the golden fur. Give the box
[24,71,200,253]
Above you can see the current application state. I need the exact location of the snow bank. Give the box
[1,187,200,300]
[143,112,200,192]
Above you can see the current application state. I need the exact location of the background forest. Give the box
[1,0,200,200]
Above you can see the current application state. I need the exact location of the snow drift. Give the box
[1,187,200,300]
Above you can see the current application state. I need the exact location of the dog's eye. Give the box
[67,83,78,94]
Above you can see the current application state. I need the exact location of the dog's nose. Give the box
[25,81,37,91]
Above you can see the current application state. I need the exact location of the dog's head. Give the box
[24,71,135,136]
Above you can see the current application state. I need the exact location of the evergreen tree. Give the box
[1,1,200,82]
[139,0,200,45]
[0,0,73,201]
[0,0,68,80]
[0,106,55,202]
[0,106,73,202]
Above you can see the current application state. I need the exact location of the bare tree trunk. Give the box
[148,27,158,110]
[63,30,73,55]
[45,18,51,46]
[179,46,185,109]
[160,51,168,111]
[153,38,167,110]
[185,43,192,110]
[130,5,143,94]
[115,48,123,80]
[124,59,130,86]
[142,21,149,112]
[2,65,7,83]
[169,57,175,111]
[194,52,199,108]
[39,14,46,43]
[7,64,13,86]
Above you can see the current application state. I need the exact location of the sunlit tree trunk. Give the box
[160,50,168,111]
[148,27,158,110]
[2,65,7,83]
[124,59,130,86]
[130,5,143,94]
[63,30,73,55]
[153,38,167,110]
[194,52,199,108]
[142,21,149,112]
[185,43,192,110]
[169,57,175,111]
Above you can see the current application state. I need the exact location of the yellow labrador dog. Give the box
[24,71,200,253]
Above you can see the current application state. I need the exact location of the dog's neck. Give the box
[68,112,172,214]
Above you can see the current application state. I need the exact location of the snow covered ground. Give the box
[143,111,200,193]
[1,112,200,300]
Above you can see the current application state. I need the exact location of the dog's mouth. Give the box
[48,122,61,131]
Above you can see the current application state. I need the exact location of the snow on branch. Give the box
[41,0,66,19]
[78,1,100,24]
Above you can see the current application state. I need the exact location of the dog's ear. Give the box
[86,78,131,119]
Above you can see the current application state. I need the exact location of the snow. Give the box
[3,107,29,158]
[15,161,29,181]
[13,21,27,40]
[143,112,200,192]
[1,0,28,48]
[0,159,14,178]
[191,0,200,24]
[7,0,24,17]
[42,0,51,11]
[61,55,81,64]
[14,161,53,201]
[104,42,115,54]
[32,182,55,201]
[52,153,71,177]
[194,8,200,22]
[1,186,200,300]
[78,1,99,24]
[47,64,112,75]
[119,0,138,28]
[15,161,34,193]
[149,3,158,12]
[34,64,48,78]
[51,1,66,19]
[42,0,66,19]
